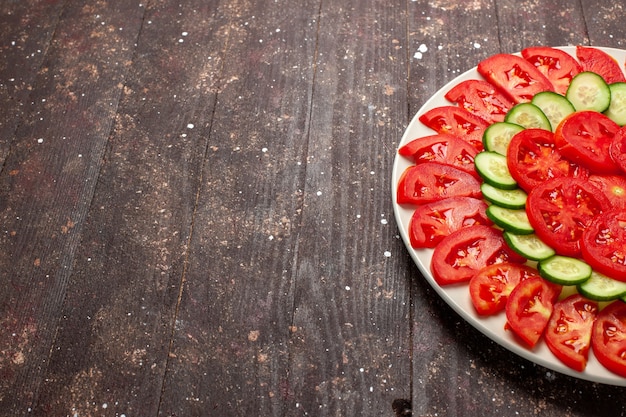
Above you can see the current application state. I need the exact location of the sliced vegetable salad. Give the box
[395,45,626,381]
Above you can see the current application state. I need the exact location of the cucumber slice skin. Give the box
[505,103,552,130]
[538,255,593,285]
[480,183,527,209]
[605,82,626,126]
[482,122,524,155]
[531,91,575,131]
[503,232,556,261]
[566,71,611,113]
[578,271,626,301]
[486,205,534,235]
[474,151,518,190]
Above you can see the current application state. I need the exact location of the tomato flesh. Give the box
[396,162,482,205]
[589,175,626,209]
[522,46,582,96]
[592,300,626,378]
[526,177,610,257]
[431,225,525,286]
[444,79,514,123]
[545,294,598,372]
[505,276,562,348]
[576,45,626,84]
[506,128,588,193]
[477,54,555,103]
[610,126,626,175]
[398,133,479,177]
[418,106,488,151]
[409,197,491,248]
[469,263,540,315]
[554,111,621,174]
[582,209,626,281]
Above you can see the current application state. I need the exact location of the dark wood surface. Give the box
[1,0,625,415]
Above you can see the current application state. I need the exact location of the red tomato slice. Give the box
[505,276,562,348]
[545,294,598,372]
[522,46,583,96]
[581,209,626,281]
[396,162,482,205]
[469,263,540,316]
[609,126,626,175]
[409,197,491,248]
[398,133,479,177]
[592,300,626,378]
[526,177,610,257]
[554,111,621,174]
[477,53,555,103]
[506,128,588,192]
[418,106,488,151]
[431,225,526,286]
[576,45,626,84]
[444,79,514,123]
[589,174,626,209]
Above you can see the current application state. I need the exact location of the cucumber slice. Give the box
[531,91,575,131]
[538,255,592,285]
[578,270,626,301]
[482,122,524,155]
[474,151,517,190]
[480,183,527,209]
[486,205,534,234]
[503,232,556,261]
[504,102,552,130]
[605,82,626,126]
[566,71,611,112]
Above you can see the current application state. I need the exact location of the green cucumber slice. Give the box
[578,270,626,301]
[504,102,552,130]
[566,71,611,112]
[480,183,527,209]
[503,232,556,261]
[474,151,517,190]
[482,122,524,155]
[531,91,575,131]
[486,205,534,234]
[605,82,626,126]
[538,255,592,285]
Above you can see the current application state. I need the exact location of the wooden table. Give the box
[1,0,625,415]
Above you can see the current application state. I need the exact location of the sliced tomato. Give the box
[398,133,479,177]
[431,225,526,286]
[592,300,626,378]
[444,79,514,123]
[477,53,555,103]
[409,197,491,248]
[589,174,626,209]
[609,126,626,175]
[396,162,482,205]
[554,111,621,174]
[581,209,626,281]
[506,128,588,192]
[526,177,610,257]
[521,46,583,96]
[469,263,540,316]
[418,106,488,151]
[505,276,562,348]
[576,45,626,84]
[545,294,598,372]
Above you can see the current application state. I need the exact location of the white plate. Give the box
[392,46,626,386]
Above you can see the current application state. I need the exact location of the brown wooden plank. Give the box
[284,0,412,414]
[403,1,626,416]
[0,1,65,166]
[30,1,226,416]
[156,0,321,414]
[0,1,146,413]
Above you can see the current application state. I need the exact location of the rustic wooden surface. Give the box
[1,0,625,416]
